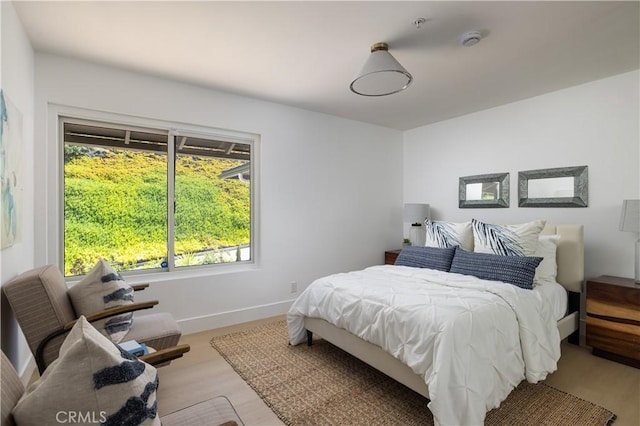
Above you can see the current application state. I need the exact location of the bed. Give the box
[287,224,583,426]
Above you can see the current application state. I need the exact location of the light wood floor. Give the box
[157,316,640,425]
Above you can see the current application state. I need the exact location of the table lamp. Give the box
[619,199,640,283]
[403,203,430,246]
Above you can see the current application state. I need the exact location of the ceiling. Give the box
[13,1,640,130]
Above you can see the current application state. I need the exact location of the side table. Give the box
[586,275,640,368]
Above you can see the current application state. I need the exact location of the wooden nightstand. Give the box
[384,249,401,265]
[586,275,640,368]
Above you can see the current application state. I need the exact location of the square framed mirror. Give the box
[518,165,588,207]
[459,172,509,208]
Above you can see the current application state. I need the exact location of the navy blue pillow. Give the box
[394,246,456,272]
[449,248,543,290]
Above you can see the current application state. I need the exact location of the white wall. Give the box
[34,54,403,334]
[404,71,640,280]
[0,0,36,376]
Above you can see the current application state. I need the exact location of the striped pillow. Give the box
[12,317,160,426]
[68,259,134,343]
[394,246,456,272]
[449,248,543,290]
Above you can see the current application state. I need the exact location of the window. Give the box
[62,117,255,277]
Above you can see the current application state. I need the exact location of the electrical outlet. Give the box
[290,281,297,293]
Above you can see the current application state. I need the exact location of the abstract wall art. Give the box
[1,90,23,249]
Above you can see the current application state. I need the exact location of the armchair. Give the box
[2,264,185,373]
[1,350,242,426]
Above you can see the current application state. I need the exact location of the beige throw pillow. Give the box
[68,258,134,343]
[534,234,560,284]
[424,220,474,251]
[472,219,546,257]
[12,317,160,426]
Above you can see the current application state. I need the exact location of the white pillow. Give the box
[534,234,560,284]
[68,258,134,343]
[424,220,473,251]
[12,317,160,426]
[472,219,546,256]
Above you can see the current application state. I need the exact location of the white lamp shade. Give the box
[403,203,430,225]
[620,199,640,232]
[350,48,412,96]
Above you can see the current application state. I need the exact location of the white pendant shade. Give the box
[350,43,412,97]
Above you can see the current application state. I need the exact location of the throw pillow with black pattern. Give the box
[68,258,134,343]
[13,317,159,425]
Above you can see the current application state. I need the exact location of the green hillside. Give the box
[64,146,250,276]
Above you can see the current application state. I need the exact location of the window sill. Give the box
[66,261,260,286]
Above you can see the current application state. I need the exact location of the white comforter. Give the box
[287,265,561,426]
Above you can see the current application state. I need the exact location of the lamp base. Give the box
[410,224,423,246]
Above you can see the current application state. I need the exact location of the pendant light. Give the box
[350,42,413,97]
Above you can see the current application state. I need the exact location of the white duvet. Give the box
[287,265,561,426]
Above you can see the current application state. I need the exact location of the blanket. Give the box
[287,265,561,426]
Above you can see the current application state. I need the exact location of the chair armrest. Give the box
[131,283,149,291]
[78,301,159,327]
[139,344,191,366]
[35,301,159,374]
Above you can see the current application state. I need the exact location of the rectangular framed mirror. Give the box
[459,172,509,208]
[518,165,588,207]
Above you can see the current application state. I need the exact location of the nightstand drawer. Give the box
[586,316,640,361]
[586,299,640,323]
[587,280,640,307]
[586,275,640,367]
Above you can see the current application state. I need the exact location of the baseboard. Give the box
[177,299,296,335]
[14,300,294,380]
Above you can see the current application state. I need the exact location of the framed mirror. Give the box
[459,172,509,208]
[518,165,588,207]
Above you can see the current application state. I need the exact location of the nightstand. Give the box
[384,249,401,265]
[586,275,640,368]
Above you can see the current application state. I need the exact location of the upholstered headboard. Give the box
[540,224,584,293]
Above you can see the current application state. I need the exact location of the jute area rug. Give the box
[210,320,615,426]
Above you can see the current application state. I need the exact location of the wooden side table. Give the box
[384,249,401,265]
[585,275,640,368]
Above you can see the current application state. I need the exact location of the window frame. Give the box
[54,108,260,279]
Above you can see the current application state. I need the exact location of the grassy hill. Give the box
[64,146,250,276]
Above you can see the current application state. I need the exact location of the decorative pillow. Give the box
[424,220,473,251]
[472,219,546,256]
[68,258,134,343]
[12,317,160,426]
[534,234,560,284]
[394,246,456,272]
[449,248,543,290]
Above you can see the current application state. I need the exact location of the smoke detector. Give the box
[461,31,482,47]
[413,18,427,29]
